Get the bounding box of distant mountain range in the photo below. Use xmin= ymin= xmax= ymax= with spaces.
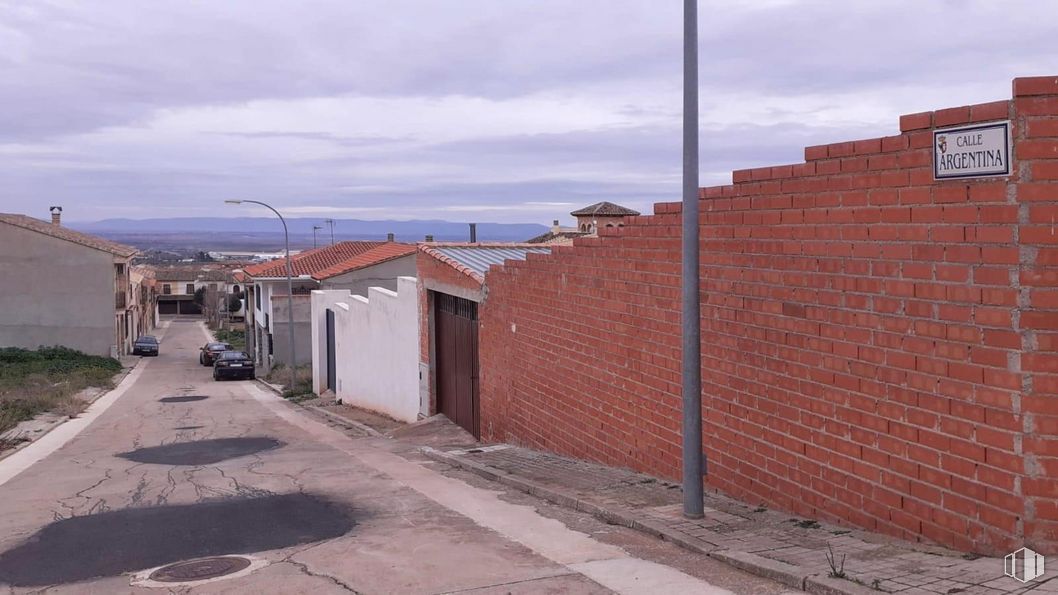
xmin=71 ymin=217 xmax=549 ymax=250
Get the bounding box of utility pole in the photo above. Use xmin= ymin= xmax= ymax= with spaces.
xmin=681 ymin=0 xmax=704 ymax=519
xmin=324 ymin=219 xmax=335 ymax=245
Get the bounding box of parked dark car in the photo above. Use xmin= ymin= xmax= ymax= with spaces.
xmin=132 ymin=336 xmax=159 ymax=356
xmin=199 ymin=342 xmax=232 ymax=366
xmin=213 ymin=351 xmax=255 ymax=381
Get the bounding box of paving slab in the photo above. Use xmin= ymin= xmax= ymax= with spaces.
xmin=424 ymin=445 xmax=1054 ymax=595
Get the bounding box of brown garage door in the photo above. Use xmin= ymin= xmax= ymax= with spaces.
xmin=434 ymin=292 xmax=479 ymax=438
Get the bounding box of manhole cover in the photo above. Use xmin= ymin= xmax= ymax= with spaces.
xmin=149 ymin=556 xmax=251 ymax=582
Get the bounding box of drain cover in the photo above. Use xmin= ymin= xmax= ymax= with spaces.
xmin=148 ymin=556 xmax=251 ymax=582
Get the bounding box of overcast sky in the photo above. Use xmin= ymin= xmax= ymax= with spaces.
xmin=1 ymin=1 xmax=1056 ymax=225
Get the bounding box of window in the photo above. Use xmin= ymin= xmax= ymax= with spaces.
xmin=209 ymin=283 xmax=217 ymax=290
xmin=186 ymin=284 xmax=195 ymax=294
xmin=162 ymin=284 xmax=171 ymax=295
xmin=255 ymin=285 xmax=261 ymax=309
xmin=115 ymin=263 xmax=125 ymax=275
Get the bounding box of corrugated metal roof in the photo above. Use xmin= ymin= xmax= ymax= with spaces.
xmin=433 ymin=246 xmax=550 ymax=277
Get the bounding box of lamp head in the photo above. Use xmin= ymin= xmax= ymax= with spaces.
xmin=224 ymin=200 xmax=243 ymax=205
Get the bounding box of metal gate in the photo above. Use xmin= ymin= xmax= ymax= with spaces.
xmin=325 ymin=309 xmax=337 ymax=393
xmin=434 ymin=292 xmax=479 ymax=438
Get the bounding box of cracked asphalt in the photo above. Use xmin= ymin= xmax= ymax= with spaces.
xmin=0 ymin=319 xmax=798 ymax=594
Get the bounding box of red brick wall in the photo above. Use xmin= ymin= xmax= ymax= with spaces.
xmin=479 ymin=76 xmax=1058 ymax=555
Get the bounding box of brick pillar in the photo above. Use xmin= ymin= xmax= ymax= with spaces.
xmin=1013 ymin=76 xmax=1058 ymax=551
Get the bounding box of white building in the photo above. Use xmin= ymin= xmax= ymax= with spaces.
xmin=243 ymin=241 xmax=416 ymax=372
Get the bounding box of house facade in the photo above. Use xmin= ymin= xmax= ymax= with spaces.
xmin=527 ymin=201 xmax=640 ymax=244
xmin=130 ymin=265 xmax=159 ymax=340
xmin=0 ymin=209 xmax=141 ymax=357
xmin=569 ymin=201 xmax=640 ymax=233
xmin=416 ymin=243 xmax=550 ymax=437
xmin=244 ymin=241 xmax=415 ymax=372
xmin=155 ymin=267 xmax=238 ymax=316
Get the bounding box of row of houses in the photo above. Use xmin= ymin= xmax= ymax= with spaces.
xmin=155 ymin=267 xmax=243 ymax=317
xmin=0 ymin=209 xmax=250 ymax=357
xmin=0 ymin=208 xmax=159 ymax=357
xmin=237 ymin=202 xmax=637 ymax=425
xmin=0 ymin=199 xmax=634 ymax=364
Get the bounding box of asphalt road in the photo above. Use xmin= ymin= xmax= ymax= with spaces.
xmin=0 ymin=319 xmax=797 ymax=594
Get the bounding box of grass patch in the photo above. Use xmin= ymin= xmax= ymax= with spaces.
xmin=265 ymin=365 xmax=314 ymax=400
xmin=213 ymin=328 xmax=246 ymax=352
xmin=0 ymin=347 xmax=121 ymax=434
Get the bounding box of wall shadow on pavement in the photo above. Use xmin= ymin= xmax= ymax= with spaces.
xmin=0 ymin=493 xmax=358 ymax=587
xmin=117 ymin=437 xmax=284 ymax=466
xmin=159 ymin=395 xmax=209 ymax=403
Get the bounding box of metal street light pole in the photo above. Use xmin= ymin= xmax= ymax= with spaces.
xmin=325 ymin=219 xmax=335 ymax=245
xmin=225 ymin=199 xmax=297 ymax=394
xmin=681 ymin=0 xmax=704 ymax=519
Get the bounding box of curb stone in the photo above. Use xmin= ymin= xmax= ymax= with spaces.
xmin=251 ymin=376 xmax=384 ymax=438
xmin=803 ymin=575 xmax=882 ymax=595
xmin=307 ymin=406 xmax=383 ymax=437
xmin=709 ymin=550 xmax=806 ymax=590
xmin=254 ymin=378 xmax=285 ymax=396
xmin=421 ymin=447 xmax=893 ymax=595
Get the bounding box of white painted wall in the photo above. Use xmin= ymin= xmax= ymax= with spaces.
xmin=311 ymin=277 xmax=420 ymax=422
xmin=311 ymin=289 xmax=351 ymax=395
xmin=255 ymin=282 xmax=273 ymax=330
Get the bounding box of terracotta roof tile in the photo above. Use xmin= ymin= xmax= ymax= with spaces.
xmin=0 ymin=213 xmax=138 ymax=258
xmin=243 ymin=241 xmax=406 ymax=279
xmin=526 ymin=230 xmax=589 ymax=244
xmin=311 ymin=243 xmax=416 ymax=280
xmin=569 ymin=201 xmax=640 ymax=217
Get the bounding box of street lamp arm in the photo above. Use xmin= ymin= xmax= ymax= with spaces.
xmin=225 ymin=199 xmax=297 ymax=393
xmin=230 ymin=200 xmax=289 ymax=234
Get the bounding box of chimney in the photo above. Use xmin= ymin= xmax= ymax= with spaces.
xmin=469 ymin=223 xmax=477 ymax=243
xmin=386 ymin=232 xmax=395 ymax=242
xmin=552 ymin=219 xmax=561 ymax=233
xmin=425 ymin=234 xmax=434 ymax=242
xmin=49 ymin=206 xmax=62 ymax=227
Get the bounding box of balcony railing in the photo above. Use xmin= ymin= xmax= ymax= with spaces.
xmin=116 ymin=291 xmax=127 ymax=310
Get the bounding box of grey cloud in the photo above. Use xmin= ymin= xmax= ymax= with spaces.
xmin=210 ymin=131 xmax=413 ymax=147
xmin=1 ymin=1 xmax=1055 ymax=222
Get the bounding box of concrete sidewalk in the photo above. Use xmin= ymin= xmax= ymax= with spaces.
xmin=423 ymin=445 xmax=1055 ymax=595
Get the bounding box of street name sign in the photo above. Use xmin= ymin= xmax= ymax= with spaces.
xmin=933 ymin=121 xmax=1011 ymax=180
